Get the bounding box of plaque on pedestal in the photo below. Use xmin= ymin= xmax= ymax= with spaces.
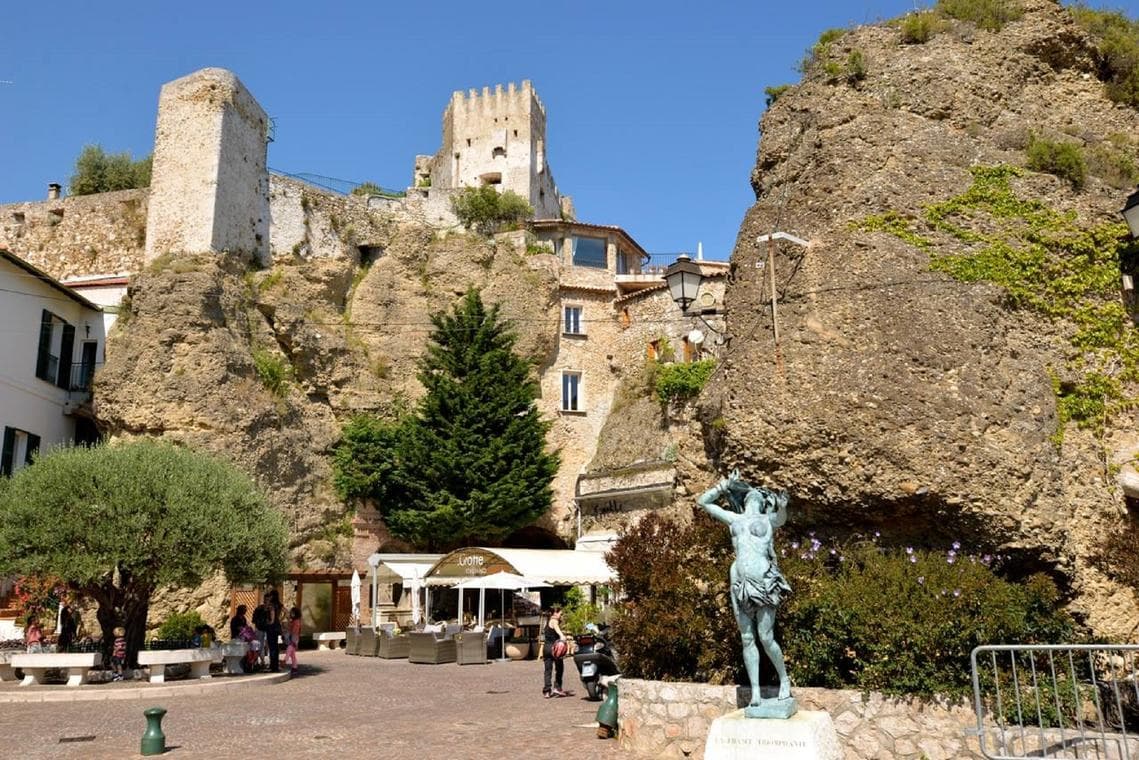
xmin=704 ymin=709 xmax=841 ymax=760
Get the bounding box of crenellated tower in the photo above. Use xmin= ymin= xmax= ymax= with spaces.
xmin=418 ymin=81 xmax=562 ymax=219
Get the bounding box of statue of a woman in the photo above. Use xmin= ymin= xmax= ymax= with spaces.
xmin=697 ymin=469 xmax=794 ymax=715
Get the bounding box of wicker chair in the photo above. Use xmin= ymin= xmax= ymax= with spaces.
xmin=407 ymin=632 xmax=457 ymax=664
xmin=455 ymin=632 xmax=488 ymax=665
xmin=345 ymin=628 xmax=360 ymax=655
xmin=357 ymin=628 xmax=378 ymax=656
xmin=377 ymin=630 xmax=410 ymax=659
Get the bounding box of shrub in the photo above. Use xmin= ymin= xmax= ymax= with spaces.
xmin=351 ymin=181 xmax=383 ymax=197
xmin=900 ymin=11 xmax=945 ymax=44
xmin=559 ymin=587 xmax=601 ymax=635
xmin=1087 ymin=137 xmax=1139 ymax=189
xmin=654 ymin=359 xmax=716 ymax=403
xmin=69 ymin=145 xmax=152 ymax=196
xmin=450 ymin=186 xmax=534 ymax=236
xmin=764 ymin=84 xmax=791 ymax=107
xmin=845 ymin=50 xmax=867 ymax=84
xmin=936 ymin=0 xmax=1024 ymax=32
xmin=799 ymin=28 xmax=846 ymax=75
xmin=251 ymin=348 xmax=291 ymax=397
xmin=608 ymin=513 xmax=1077 ymax=699
xmin=1026 ymin=135 xmax=1087 ymax=190
xmin=155 ymin=611 xmax=206 ymax=641
xmin=1070 ymin=5 xmax=1139 ymax=108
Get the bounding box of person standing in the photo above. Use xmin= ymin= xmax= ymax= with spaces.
xmin=542 ymin=608 xmax=568 ymax=698
xmin=57 ymin=605 xmax=77 ymax=652
xmin=266 ymin=590 xmax=283 ymax=673
xmin=285 ymin=607 xmax=302 ymax=675
xmin=252 ymin=598 xmax=270 ymax=669
xmin=24 ymin=616 xmax=43 ymax=653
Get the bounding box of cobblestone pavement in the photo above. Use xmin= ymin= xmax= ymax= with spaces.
xmin=0 ymin=651 xmax=624 ymax=759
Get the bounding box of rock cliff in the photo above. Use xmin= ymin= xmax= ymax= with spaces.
xmin=713 ymin=0 xmax=1139 ymax=638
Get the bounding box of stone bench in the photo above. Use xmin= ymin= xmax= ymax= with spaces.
xmin=315 ymin=632 xmax=346 ymax=650
xmin=138 ymin=649 xmax=214 ymax=683
xmin=220 ymin=641 xmax=249 ymax=674
xmin=11 ymin=652 xmax=101 ymax=687
xmin=0 ymin=650 xmax=20 ymax=682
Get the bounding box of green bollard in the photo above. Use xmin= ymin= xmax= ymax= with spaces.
xmin=140 ymin=706 xmax=167 ymax=756
xmin=596 ymin=680 xmax=618 ymax=739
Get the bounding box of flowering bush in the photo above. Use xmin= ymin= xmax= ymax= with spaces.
xmin=607 ymin=512 xmax=1077 ymax=699
xmin=11 ymin=575 xmax=68 ymax=625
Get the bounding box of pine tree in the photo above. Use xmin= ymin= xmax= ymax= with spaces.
xmin=335 ymin=290 xmax=559 ymax=549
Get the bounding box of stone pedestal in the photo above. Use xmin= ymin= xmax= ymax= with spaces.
xmin=705 ymin=709 xmax=841 ymax=760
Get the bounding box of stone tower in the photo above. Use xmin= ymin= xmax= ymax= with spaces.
xmin=422 ymin=81 xmax=562 ymax=219
xmin=144 ymin=68 xmax=270 ymax=264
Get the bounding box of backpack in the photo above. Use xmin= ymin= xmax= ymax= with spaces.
xmin=252 ymin=605 xmax=269 ymax=631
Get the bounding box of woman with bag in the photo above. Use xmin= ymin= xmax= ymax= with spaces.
xmin=542 ymin=608 xmax=568 ymax=698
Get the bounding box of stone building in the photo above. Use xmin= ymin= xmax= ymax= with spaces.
xmin=0 ymin=68 xmax=726 ymax=562
xmin=415 ymin=81 xmax=563 ymax=219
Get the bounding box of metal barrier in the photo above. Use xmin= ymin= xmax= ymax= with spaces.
xmin=971 ymin=644 xmax=1139 ymax=759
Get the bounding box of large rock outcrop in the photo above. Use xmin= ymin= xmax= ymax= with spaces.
xmin=713 ymin=0 xmax=1139 ymax=638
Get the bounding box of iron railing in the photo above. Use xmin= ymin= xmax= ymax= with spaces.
xmin=972 ymin=644 xmax=1139 ymax=759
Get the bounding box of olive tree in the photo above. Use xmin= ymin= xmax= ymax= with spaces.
xmin=0 ymin=440 xmax=287 ymax=664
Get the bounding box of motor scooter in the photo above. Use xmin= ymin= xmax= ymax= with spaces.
xmin=572 ymin=623 xmax=619 ymax=700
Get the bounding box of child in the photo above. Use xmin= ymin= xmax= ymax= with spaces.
xmin=285 ymin=607 xmax=301 ymax=675
xmin=111 ymin=626 xmax=127 ymax=681
xmin=24 ymin=616 xmax=43 ymax=653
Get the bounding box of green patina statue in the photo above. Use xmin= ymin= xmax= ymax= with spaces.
xmin=697 ymin=469 xmax=796 ymax=719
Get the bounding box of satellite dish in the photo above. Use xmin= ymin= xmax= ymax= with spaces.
xmin=688 ymin=329 xmax=705 ymax=346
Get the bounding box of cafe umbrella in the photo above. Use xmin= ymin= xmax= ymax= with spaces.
xmin=454 ymin=572 xmax=550 ymax=660
xmin=350 ymin=570 xmax=362 ymax=631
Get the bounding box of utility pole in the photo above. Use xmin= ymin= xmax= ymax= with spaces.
xmin=755 ymin=231 xmax=809 ymax=367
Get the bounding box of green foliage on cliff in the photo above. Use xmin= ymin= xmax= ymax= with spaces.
xmin=1070 ymin=4 xmax=1139 ymax=108
xmin=1026 ymin=135 xmax=1087 ymax=190
xmin=451 ymin=186 xmax=534 ymax=235
xmin=332 ymin=290 xmax=559 ymax=550
xmin=69 ymin=145 xmax=152 ymax=196
xmin=608 ymin=512 xmax=1074 ymax=697
xmin=899 ymin=11 xmax=946 ymax=43
xmin=251 ymin=348 xmax=291 ymax=397
xmin=0 ymin=441 xmax=287 ymax=663
xmin=855 ymin=165 xmax=1139 ymax=442
xmin=654 ymin=359 xmax=717 ymax=403
xmin=936 ymin=0 xmax=1023 ymax=31
xmin=763 ymin=84 xmax=791 ymax=107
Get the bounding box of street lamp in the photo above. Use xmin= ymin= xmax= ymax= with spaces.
xmin=367 ymin=552 xmax=382 ymax=629
xmin=1123 ymin=188 xmax=1139 ymax=239
xmin=664 ymin=255 xmax=704 ymax=312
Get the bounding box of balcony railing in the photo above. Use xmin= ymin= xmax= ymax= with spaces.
xmin=68 ymin=362 xmax=100 ymax=394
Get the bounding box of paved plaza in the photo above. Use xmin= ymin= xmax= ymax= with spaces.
xmin=0 ymin=650 xmax=623 ymax=759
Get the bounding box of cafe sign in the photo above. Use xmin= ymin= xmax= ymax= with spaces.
xmin=428 ymin=548 xmax=515 ymax=581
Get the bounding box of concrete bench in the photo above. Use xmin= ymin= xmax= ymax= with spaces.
xmin=138 ymin=649 xmax=213 ymax=683
xmin=11 ymin=652 xmax=101 ymax=686
xmin=0 ymin=650 xmax=19 ymax=682
xmin=220 ymin=641 xmax=249 ymax=674
xmin=315 ymin=632 xmax=346 ymax=650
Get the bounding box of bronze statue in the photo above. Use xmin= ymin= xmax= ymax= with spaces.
xmin=697 ymin=469 xmax=795 ymax=718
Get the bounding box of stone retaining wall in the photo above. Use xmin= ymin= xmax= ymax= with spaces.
xmin=617 ymin=678 xmax=982 ymax=759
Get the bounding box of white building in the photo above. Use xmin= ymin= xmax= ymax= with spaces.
xmin=0 ymin=249 xmax=105 ymax=477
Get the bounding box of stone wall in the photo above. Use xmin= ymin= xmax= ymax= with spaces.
xmin=617 ymin=679 xmax=981 ymax=759
xmin=0 ymin=189 xmax=147 ymax=280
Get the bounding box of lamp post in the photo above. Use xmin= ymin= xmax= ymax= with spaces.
xmin=1123 ymin=188 xmax=1139 ymax=240
xmin=367 ymin=553 xmax=382 ymax=629
xmin=664 ymin=255 xmax=704 ymax=313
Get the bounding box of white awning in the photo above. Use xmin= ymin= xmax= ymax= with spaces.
xmin=423 ymin=547 xmax=615 ymax=587
xmin=370 ymin=554 xmax=443 ymax=586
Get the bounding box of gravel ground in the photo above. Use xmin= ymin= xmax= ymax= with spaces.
xmin=0 ymin=650 xmax=624 ymax=759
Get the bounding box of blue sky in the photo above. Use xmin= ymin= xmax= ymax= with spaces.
xmin=3 ymin=1 xmax=1134 ymax=263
